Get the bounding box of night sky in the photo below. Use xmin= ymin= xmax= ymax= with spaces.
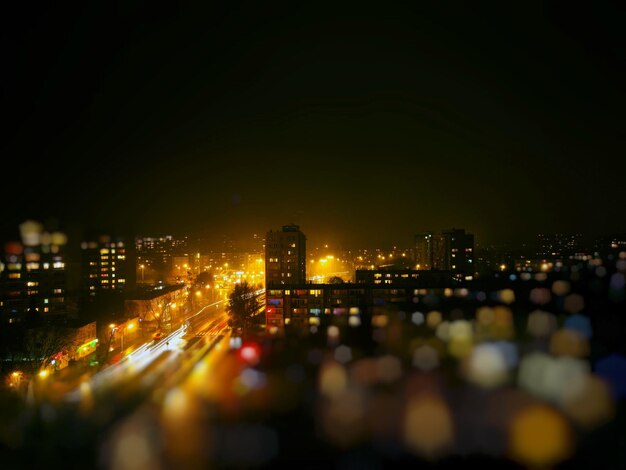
xmin=3 ymin=2 xmax=626 ymax=247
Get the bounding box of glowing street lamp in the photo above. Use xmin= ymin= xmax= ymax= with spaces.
xmin=111 ymin=322 xmax=134 ymax=351
xmin=140 ymin=264 xmax=145 ymax=282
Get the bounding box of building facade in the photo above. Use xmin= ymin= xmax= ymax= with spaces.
xmin=81 ymin=235 xmax=133 ymax=296
xmin=265 ymin=224 xmax=307 ymax=287
xmin=414 ymin=228 xmax=475 ymax=281
xmin=414 ymin=232 xmax=434 ymax=270
xmin=265 ymin=280 xmax=453 ymax=333
xmin=135 ymin=235 xmax=188 ymax=282
xmin=0 ymin=221 xmax=68 ymax=323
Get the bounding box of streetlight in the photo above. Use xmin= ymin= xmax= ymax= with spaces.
xmin=125 ymin=323 xmax=135 ymax=350
xmin=111 ymin=322 xmax=135 ymax=351
xmin=140 ymin=264 xmax=145 ymax=283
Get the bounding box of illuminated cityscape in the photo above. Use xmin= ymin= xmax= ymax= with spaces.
xmin=2 ymin=3 xmax=626 ymax=469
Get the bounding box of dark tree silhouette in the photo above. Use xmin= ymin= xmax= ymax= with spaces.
xmin=227 ymin=281 xmax=262 ymax=337
xmin=194 ymin=271 xmax=212 ymax=287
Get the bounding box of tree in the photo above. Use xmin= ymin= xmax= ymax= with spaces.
xmin=194 ymin=271 xmax=212 ymax=287
xmin=23 ymin=325 xmax=71 ymax=373
xmin=327 ymin=275 xmax=346 ymax=284
xmin=126 ymin=292 xmax=174 ymax=334
xmin=227 ymin=281 xmax=262 ymax=337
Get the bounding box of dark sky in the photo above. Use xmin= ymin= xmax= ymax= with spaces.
xmin=3 ymin=1 xmax=626 ymax=248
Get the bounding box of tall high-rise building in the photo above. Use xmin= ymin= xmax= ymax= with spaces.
xmin=433 ymin=228 xmax=474 ymax=280
xmin=265 ymin=224 xmax=307 ymax=287
xmin=414 ymin=228 xmax=475 ymax=281
xmin=81 ymin=235 xmax=134 ymax=296
xmin=0 ymin=221 xmax=68 ymax=323
xmin=414 ymin=232 xmax=434 ymax=269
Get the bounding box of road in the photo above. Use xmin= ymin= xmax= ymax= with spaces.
xmin=61 ymin=298 xmax=230 ymax=403
xmin=10 ymin=289 xmax=267 ymax=468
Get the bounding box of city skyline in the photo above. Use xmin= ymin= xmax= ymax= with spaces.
xmin=2 ymin=4 xmax=626 ymax=467
xmin=3 ymin=3 xmax=626 ymax=247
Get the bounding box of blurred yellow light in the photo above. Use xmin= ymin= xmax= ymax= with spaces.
xmin=550 ymin=329 xmax=589 ymax=357
xmin=404 ymin=394 xmax=454 ymax=458
xmin=127 ymin=323 xmax=135 ymax=330
xmin=509 ymin=404 xmax=573 ymax=467
xmin=426 ymin=311 xmax=442 ymax=329
xmin=39 ymin=370 xmax=48 ymax=378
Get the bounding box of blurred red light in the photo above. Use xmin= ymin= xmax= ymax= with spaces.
xmin=239 ymin=344 xmax=260 ymax=365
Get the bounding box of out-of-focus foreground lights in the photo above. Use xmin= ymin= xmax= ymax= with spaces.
xmin=508 ymin=404 xmax=573 ymax=468
xmin=518 ymin=353 xmax=589 ymax=405
xmin=527 ymin=310 xmax=557 ymax=338
xmin=403 ymin=394 xmax=454 ymax=458
xmin=549 ymin=328 xmax=589 ymax=357
xmin=463 ymin=343 xmax=510 ymax=388
xmin=319 ymin=361 xmax=347 ymax=398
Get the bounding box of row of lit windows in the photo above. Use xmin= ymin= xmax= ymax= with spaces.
xmin=8 ymin=261 xmax=63 ymax=273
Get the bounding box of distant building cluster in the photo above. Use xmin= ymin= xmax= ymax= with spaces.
xmin=475 ymin=233 xmax=626 ymax=275
xmin=135 ymin=235 xmax=188 ymax=277
xmin=414 ymin=228 xmax=475 ymax=281
xmin=264 ymin=225 xmax=471 ymax=332
xmin=535 ymin=233 xmax=582 ymax=258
